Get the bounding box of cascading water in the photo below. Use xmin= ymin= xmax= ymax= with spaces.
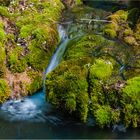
xmin=0 ymin=25 xmax=69 ymax=123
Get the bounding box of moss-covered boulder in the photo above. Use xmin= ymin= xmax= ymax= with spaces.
xmin=0 ymin=0 xmax=64 ymax=101
xmin=46 ymin=32 xmax=126 ymax=123
xmin=45 ymin=20 xmax=140 ymax=128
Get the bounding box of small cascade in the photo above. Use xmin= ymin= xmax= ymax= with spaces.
xmin=43 ymin=25 xmax=69 ymax=91
xmin=0 ymin=25 xmax=69 ymax=123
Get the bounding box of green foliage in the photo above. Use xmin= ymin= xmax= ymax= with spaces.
xmin=108 ymin=10 xmax=128 ymax=22
xmin=90 ymin=59 xmax=113 ymax=80
xmin=121 ymin=76 xmax=140 ymax=127
xmin=27 ymin=40 xmax=50 ymax=71
xmin=0 ymin=46 xmax=6 ymax=77
xmin=46 ymin=60 xmax=88 ymax=121
xmin=0 ymin=79 xmax=10 ymax=103
xmin=0 ymin=6 xmax=10 ymax=17
xmin=123 ymin=28 xmax=133 ymax=36
xmin=8 ymin=46 xmax=27 ymax=73
xmin=111 ymin=109 xmax=120 ymax=124
xmin=135 ymin=22 xmax=140 ymax=40
xmin=0 ymin=22 xmax=4 ymax=28
xmin=26 ymin=75 xmax=43 ymax=94
xmin=0 ymin=0 xmax=64 ymax=99
xmin=75 ymin=0 xmax=82 ymax=5
xmin=19 ymin=24 xmax=35 ymax=39
xmin=0 ymin=46 xmax=6 ymax=64
xmin=0 ymin=28 xmax=6 ymax=42
xmin=104 ymin=22 xmax=118 ymax=38
xmin=104 ymin=10 xmax=129 ymax=39
xmin=94 ymin=105 xmax=111 ymax=128
xmin=124 ymin=36 xmax=137 ymax=46
xmin=65 ymin=92 xmax=76 ymax=113
xmin=12 ymin=0 xmax=63 ymax=73
xmin=77 ymin=92 xmax=89 ymax=122
xmin=104 ymin=28 xmax=117 ymax=38
xmin=123 ymin=76 xmax=140 ymax=99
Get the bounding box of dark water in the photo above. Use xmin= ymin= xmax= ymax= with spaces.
xmin=0 ymin=117 xmax=140 ymax=139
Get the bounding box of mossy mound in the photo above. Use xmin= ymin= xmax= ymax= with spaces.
xmin=104 ymin=9 xmax=140 ymax=79
xmin=0 ymin=0 xmax=64 ymax=101
xmin=46 ymin=30 xmax=140 ymax=128
xmin=104 ymin=9 xmax=140 ymax=48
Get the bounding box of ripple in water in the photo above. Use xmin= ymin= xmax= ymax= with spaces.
xmin=0 ymin=91 xmax=62 ymax=125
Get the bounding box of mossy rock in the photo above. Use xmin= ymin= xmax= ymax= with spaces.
xmin=0 ymin=0 xmax=64 ymax=99
xmin=46 ymin=60 xmax=88 ymax=121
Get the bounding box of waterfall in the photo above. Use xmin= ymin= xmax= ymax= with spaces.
xmin=0 ymin=25 xmax=69 ymax=123
xmin=45 ymin=25 xmax=68 ymax=75
xmin=43 ymin=25 xmax=68 ymax=92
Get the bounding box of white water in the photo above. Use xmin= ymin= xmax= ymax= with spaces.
xmin=45 ymin=25 xmax=68 ymax=74
xmin=0 ymin=25 xmax=68 ymax=123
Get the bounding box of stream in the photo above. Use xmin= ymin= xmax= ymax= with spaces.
xmin=0 ymin=2 xmax=140 ymax=139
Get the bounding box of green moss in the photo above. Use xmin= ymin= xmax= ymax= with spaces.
xmin=111 ymin=109 xmax=120 ymax=124
xmin=109 ymin=10 xmax=128 ymax=22
xmin=135 ymin=22 xmax=140 ymax=40
xmin=0 ymin=6 xmax=10 ymax=17
xmin=90 ymin=59 xmax=113 ymax=80
xmin=0 ymin=79 xmax=10 ymax=103
xmin=27 ymin=40 xmax=50 ymax=71
xmin=0 ymin=28 xmax=6 ymax=42
xmin=65 ymin=92 xmax=76 ymax=113
xmin=19 ymin=24 xmax=35 ymax=39
xmin=122 ymin=76 xmax=140 ymax=127
xmin=0 ymin=22 xmax=4 ymax=28
xmin=46 ymin=60 xmax=88 ymax=121
xmin=104 ymin=28 xmax=117 ymax=38
xmin=123 ymin=28 xmax=133 ymax=36
xmin=94 ymin=105 xmax=111 ymax=128
xmin=105 ymin=22 xmax=119 ymax=31
xmin=123 ymin=76 xmax=140 ymax=100
xmin=75 ymin=0 xmax=83 ymax=5
xmin=0 ymin=46 xmax=6 ymax=78
xmin=124 ymin=36 xmax=137 ymax=45
xmin=77 ymin=92 xmax=89 ymax=122
xmin=26 ymin=75 xmax=43 ymax=94
xmin=8 ymin=46 xmax=27 ymax=73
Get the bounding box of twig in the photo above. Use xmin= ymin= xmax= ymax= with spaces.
xmin=80 ymin=18 xmax=112 ymax=23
